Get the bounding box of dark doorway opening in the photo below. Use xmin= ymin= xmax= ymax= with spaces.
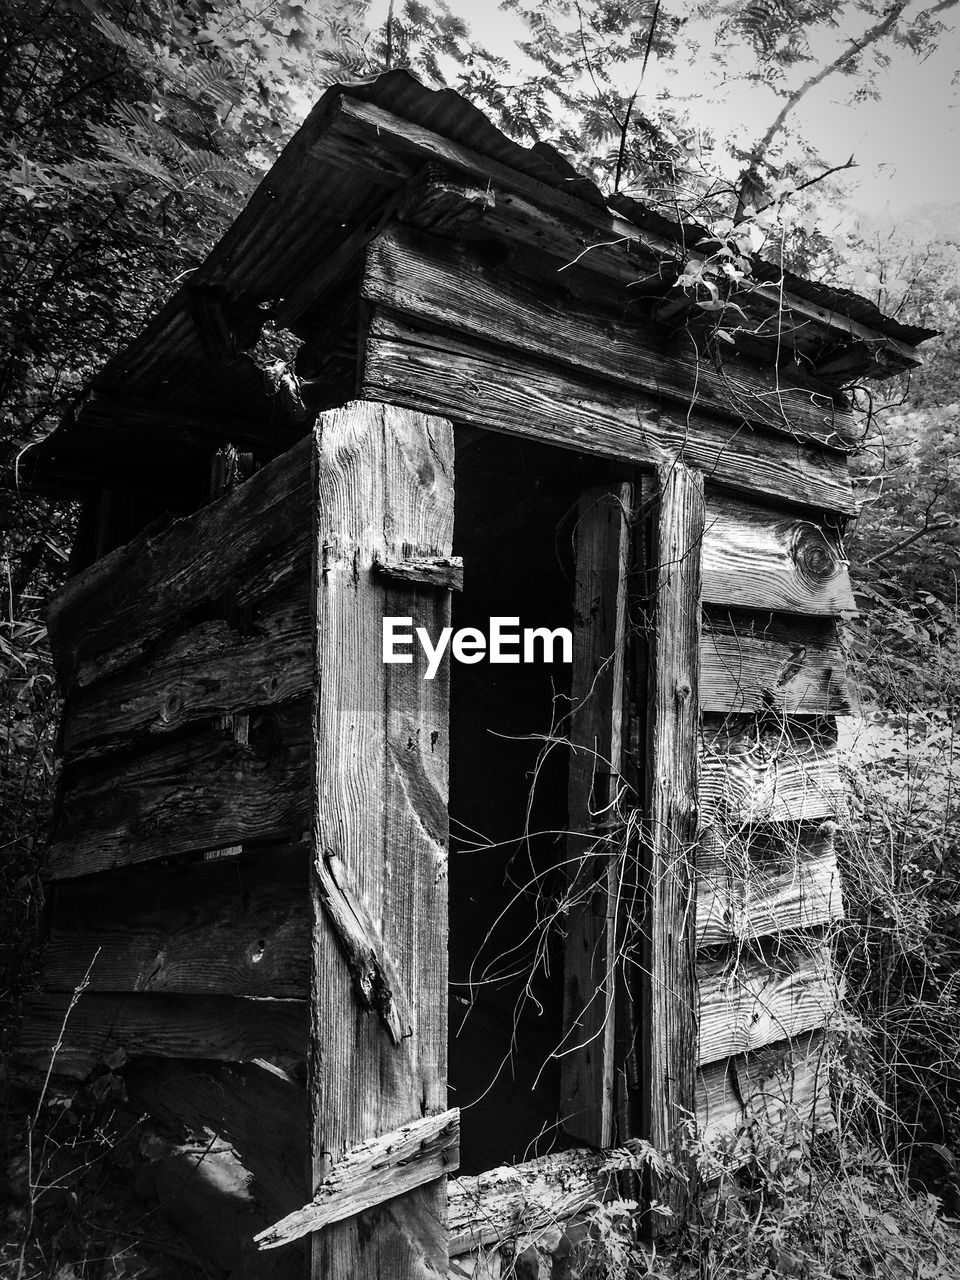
xmin=448 ymin=428 xmax=611 ymax=1174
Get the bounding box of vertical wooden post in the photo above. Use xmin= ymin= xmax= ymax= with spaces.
xmin=562 ymin=483 xmax=632 ymax=1147
xmin=640 ymin=461 xmax=703 ymax=1220
xmin=311 ymin=401 xmax=454 ymax=1278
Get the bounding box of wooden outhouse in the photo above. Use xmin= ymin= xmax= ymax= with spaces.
xmin=19 ymin=69 xmax=934 ymax=1277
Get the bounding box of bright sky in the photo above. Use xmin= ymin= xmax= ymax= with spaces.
xmin=366 ymin=0 xmax=960 ymax=223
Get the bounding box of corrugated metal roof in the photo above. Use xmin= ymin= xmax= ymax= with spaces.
xmin=28 ymin=69 xmax=937 ymax=495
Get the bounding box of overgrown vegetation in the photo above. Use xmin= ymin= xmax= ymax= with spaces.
xmin=3 ymin=0 xmax=960 ymax=1276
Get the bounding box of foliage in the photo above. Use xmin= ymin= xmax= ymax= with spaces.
xmin=828 ymin=205 xmax=960 ymax=1208
xmin=548 ymin=1116 xmax=960 ymax=1280
xmin=0 ymin=496 xmax=70 ymax=1067
xmin=0 ymin=0 xmax=372 ymax=467
xmin=673 ymin=1121 xmax=959 ymax=1280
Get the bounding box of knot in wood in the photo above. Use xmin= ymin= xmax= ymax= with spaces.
xmin=161 ymin=691 xmax=183 ymax=723
xmin=791 ymin=525 xmax=837 ymax=586
xmin=675 ymin=681 xmax=692 ymax=704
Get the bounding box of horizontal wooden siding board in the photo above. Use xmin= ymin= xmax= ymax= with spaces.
xmin=697 ymin=944 xmax=838 ymax=1065
xmin=361 ymin=312 xmax=856 ymax=515
xmin=62 ymin=592 xmax=312 ymax=759
xmin=15 ymin=993 xmax=307 ymax=1080
xmin=363 ymin=224 xmax=851 ymax=450
xmin=702 ymin=496 xmax=856 ymax=617
xmin=700 ymin=715 xmax=842 ymax=827
xmin=700 ymin=614 xmax=852 ymax=715
xmin=697 ymin=1031 xmax=833 ymax=1139
xmin=124 ymin=1059 xmax=309 ymax=1222
xmin=48 ymin=700 xmax=311 ymax=881
xmin=42 ymin=847 xmax=310 ymax=996
xmin=47 ymin=435 xmax=312 ymax=689
xmin=696 ymin=824 xmax=842 ymax=948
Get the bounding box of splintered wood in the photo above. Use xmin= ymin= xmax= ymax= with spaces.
xmin=448 ymin=1148 xmax=610 ymax=1257
xmin=256 ymin=1110 xmax=459 ymax=1250
xmin=311 ymin=401 xmax=453 ymax=1278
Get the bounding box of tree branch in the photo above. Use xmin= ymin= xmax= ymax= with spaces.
xmin=735 ymin=0 xmax=959 ymax=219
xmin=864 ymin=517 xmax=960 ymax=567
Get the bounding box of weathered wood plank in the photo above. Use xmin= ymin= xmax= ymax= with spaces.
xmin=399 ymin=172 xmax=666 ymax=299
xmin=14 ymin=993 xmax=307 ymax=1079
xmin=399 ymin=177 xmax=909 ymax=376
xmin=639 ymin=462 xmax=703 ymax=1216
xmin=363 ymin=224 xmax=851 ymax=450
xmin=697 ymin=1031 xmax=833 ymax=1140
xmin=562 ymin=485 xmax=631 ymax=1147
xmin=448 ymin=1148 xmax=609 ymax=1257
xmin=697 ymin=823 xmax=842 ymax=948
xmin=311 ymin=401 xmax=453 ymax=1278
xmin=125 ymin=1059 xmax=309 ymax=1223
xmin=256 ymin=1110 xmax=459 ymax=1250
xmin=312 ymin=95 xmax=608 ymax=223
xmin=374 ymin=553 xmax=464 ymax=591
xmin=362 ymin=312 xmax=856 ymax=515
xmin=697 ymin=945 xmax=838 ymax=1065
xmin=702 ymin=497 xmax=856 ymax=617
xmin=449 ymin=1035 xmax=834 ymax=1255
xmin=700 ymin=715 xmax=842 ymax=827
xmin=319 ymin=97 xmax=917 ymax=375
xmin=48 ymin=700 xmax=311 ymax=881
xmin=43 ymin=847 xmax=309 ymax=996
xmin=61 ymin=591 xmax=312 ymax=759
xmin=701 ymin=613 xmax=852 ymax=715
xmin=47 ymin=434 xmax=311 ymax=689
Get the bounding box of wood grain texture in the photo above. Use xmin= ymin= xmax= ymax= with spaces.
xmin=310 ymin=401 xmax=453 ymax=1279
xmin=257 ymin=1110 xmax=459 ymax=1250
xmin=363 ymin=224 xmax=850 ymax=450
xmin=15 ymin=992 xmax=307 ymax=1079
xmin=312 ymin=96 xmax=610 ymax=224
xmin=393 ymin=167 xmax=917 ymax=377
xmin=125 ymin=1059 xmax=309 ymax=1222
xmin=48 ymin=700 xmax=312 ymax=881
xmin=697 ymin=1031 xmax=833 ymax=1140
xmin=61 ymin=591 xmax=312 ymax=759
xmin=448 ymin=1148 xmax=609 ymax=1257
xmin=700 ymin=715 xmax=842 ymax=827
xmin=47 ymin=435 xmax=311 ymax=689
xmin=702 ymin=497 xmax=856 ymax=617
xmin=373 ymin=553 xmax=464 ymax=591
xmin=562 ymin=485 xmax=631 ymax=1147
xmin=640 ymin=462 xmax=703 ymax=1216
xmin=449 ymin=1033 xmax=834 ymax=1255
xmin=701 ymin=613 xmax=852 ymax=715
xmin=43 ymin=847 xmax=309 ymax=996
xmin=362 ymin=312 xmax=856 ymax=516
xmin=697 ymin=944 xmax=838 ymax=1065
xmin=697 ymin=823 xmax=842 ymax=948
xmin=324 ymin=98 xmax=918 ymax=375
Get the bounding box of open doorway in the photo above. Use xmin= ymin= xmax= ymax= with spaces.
xmin=448 ymin=428 xmax=614 ymax=1174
